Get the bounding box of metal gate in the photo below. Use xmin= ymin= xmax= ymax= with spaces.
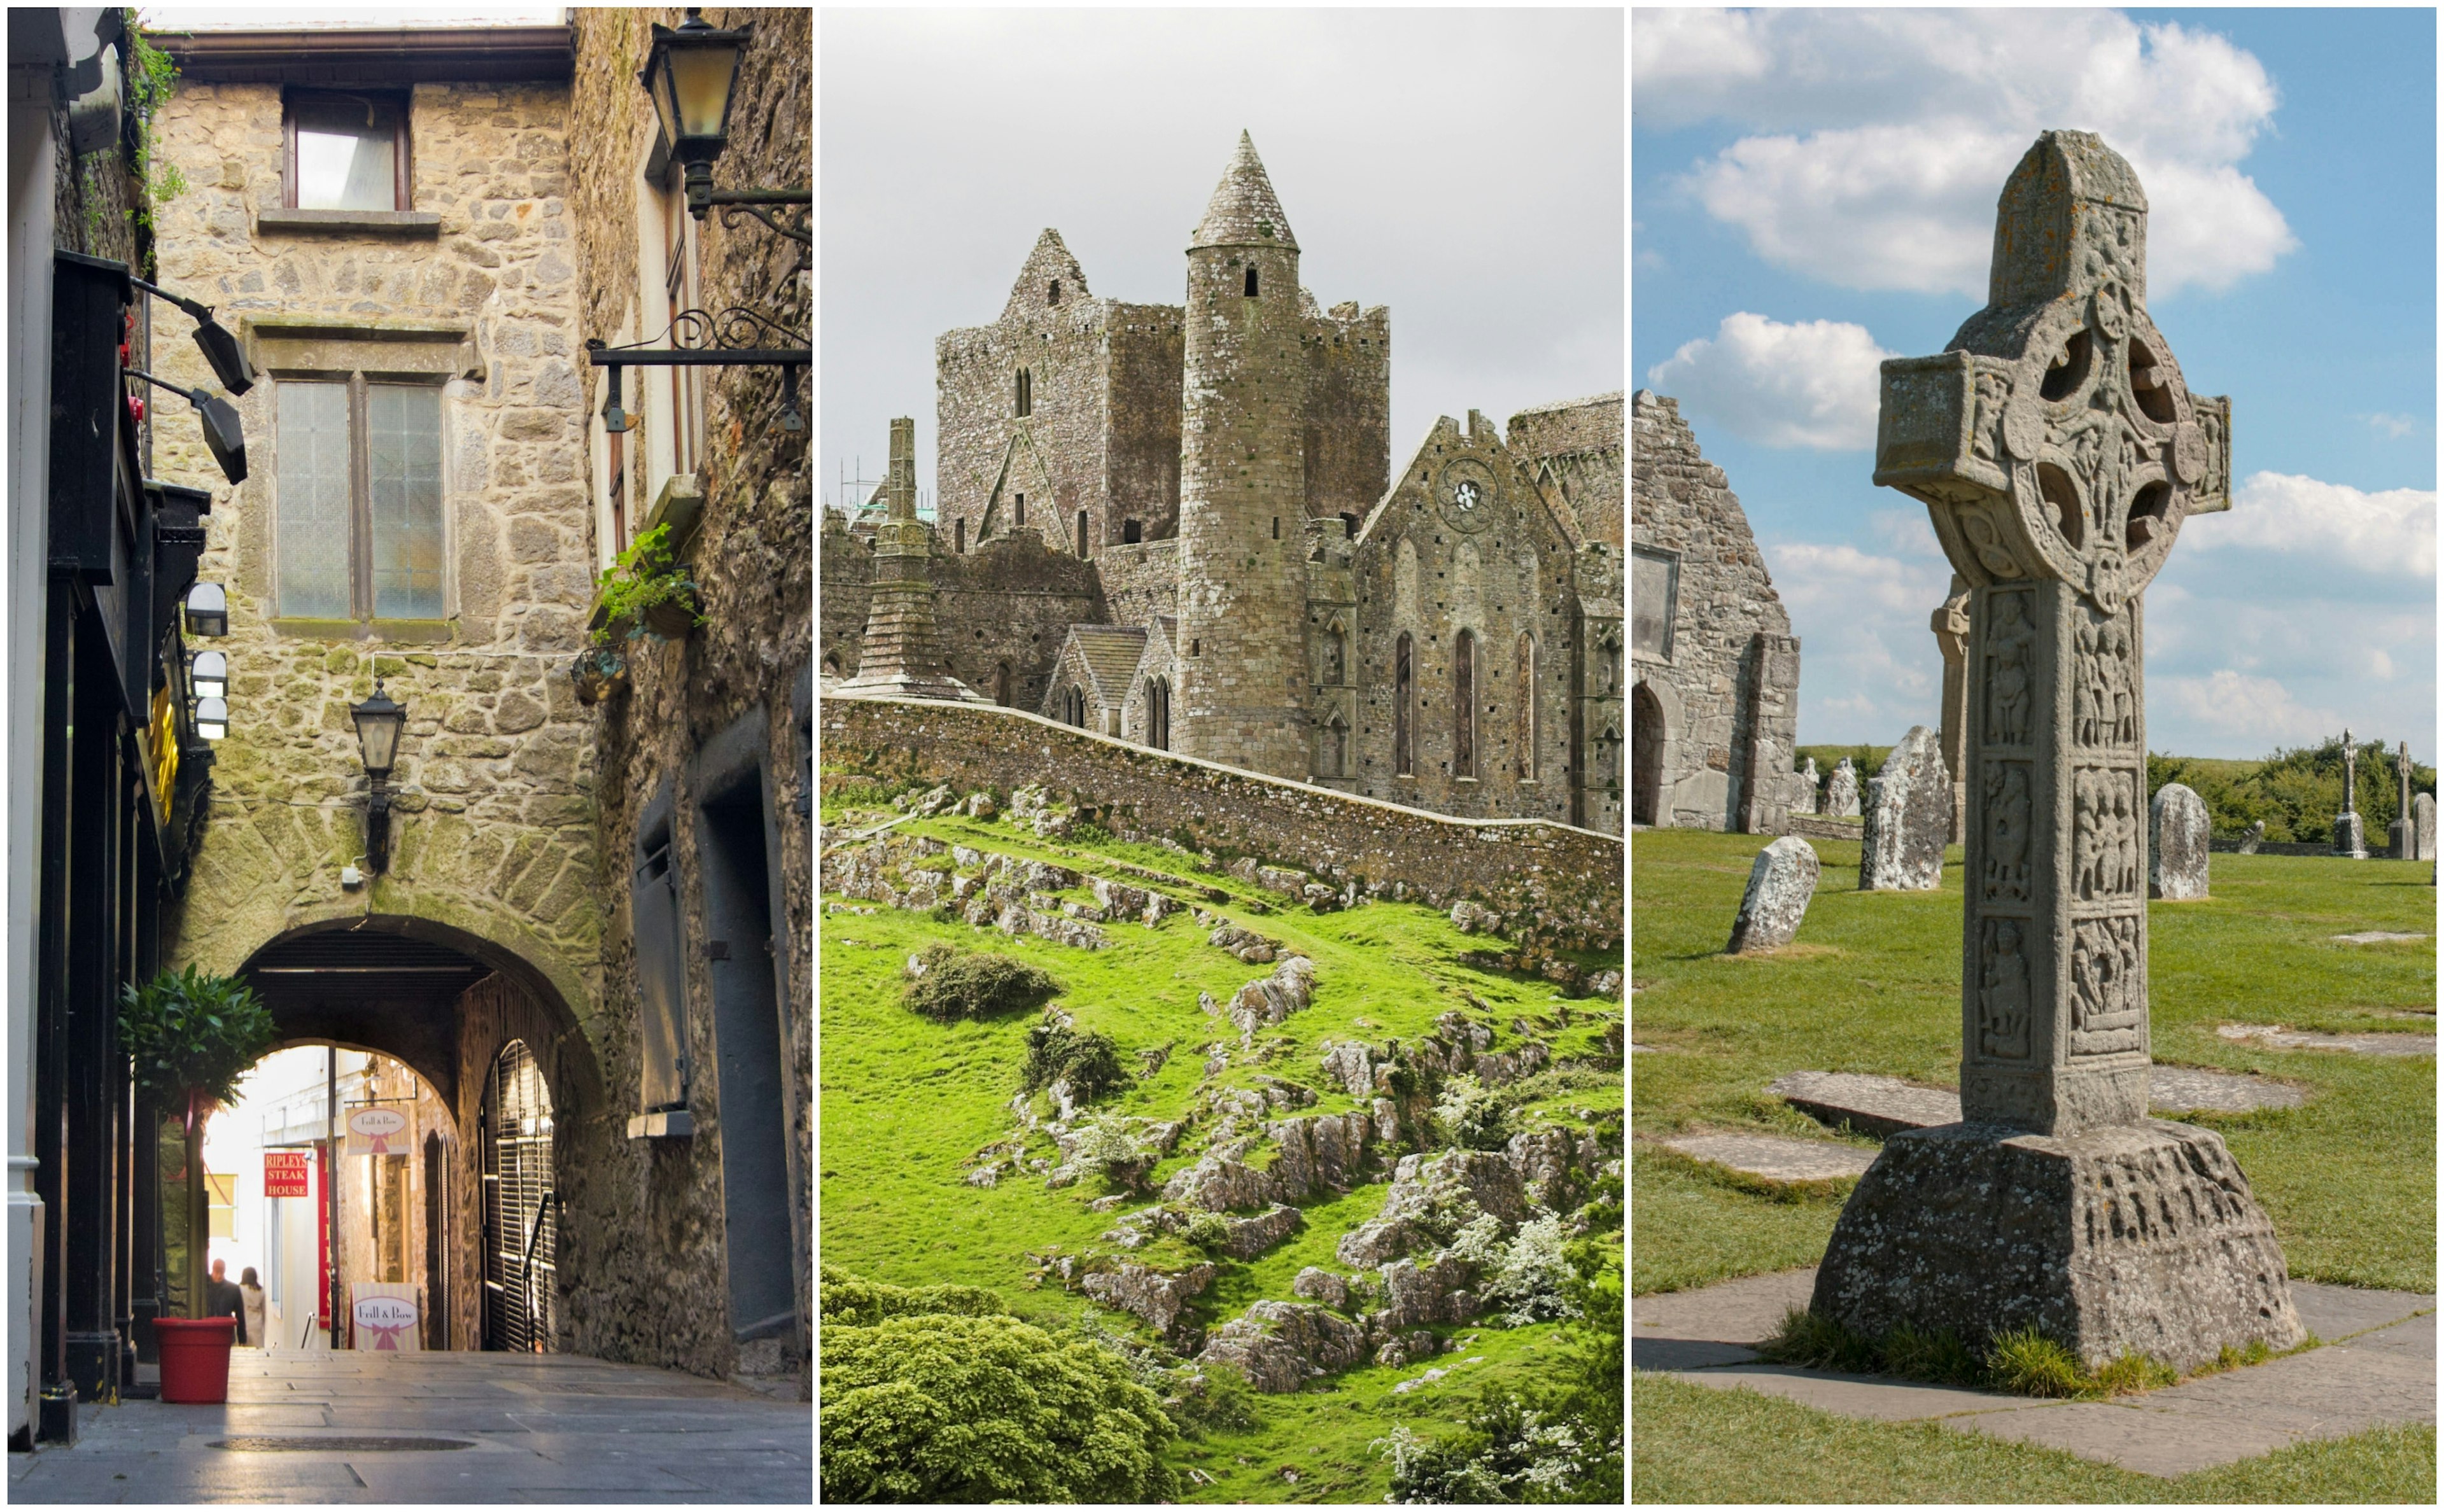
xmin=481 ymin=1040 xmax=557 ymax=1352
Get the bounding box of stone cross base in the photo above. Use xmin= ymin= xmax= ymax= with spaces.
xmin=2333 ymin=812 xmax=2368 ymax=859
xmin=1811 ymin=1121 xmax=2303 ymax=1371
xmin=2390 ymin=819 xmax=2414 ymax=861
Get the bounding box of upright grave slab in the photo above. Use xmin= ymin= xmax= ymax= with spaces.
xmin=2389 ymin=741 xmax=2419 ymax=860
xmin=1823 ymin=757 xmax=1860 ymax=818
xmin=1816 ymin=130 xmax=2303 ymax=1371
xmin=2149 ymin=781 xmax=2209 ymax=900
xmin=1858 ymin=725 xmax=1949 ymax=891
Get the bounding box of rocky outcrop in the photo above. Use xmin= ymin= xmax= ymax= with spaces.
xmin=1092 ymin=876 xmax=1183 ymax=927
xmin=1163 ymin=1109 xmax=1373 ymax=1212
xmin=1081 ymin=1261 xmax=1215 ymax=1344
xmin=1319 ymin=1040 xmax=1374 ymax=1098
xmin=1375 ymin=1330 xmax=1443 ymax=1368
xmin=1449 ymin=900 xmax=1503 ymax=935
xmin=1401 ymin=1011 xmax=1550 ymax=1087
xmin=1291 ymin=1266 xmax=1351 ymax=1312
xmin=1377 ymin=1255 xmax=1476 ymax=1331
xmin=1195 ymin=1301 xmax=1371 ymax=1393
xmin=1337 ymin=1146 xmax=1545 ymax=1267
xmin=1207 ymin=921 xmax=1281 ymax=963
xmin=1219 ymin=956 xmax=1316 ymax=1041
xmin=1216 ymin=1203 xmax=1302 ymax=1259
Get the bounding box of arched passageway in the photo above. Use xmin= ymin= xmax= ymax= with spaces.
xmin=1632 ymin=680 xmax=1667 ymax=827
xmin=228 ymin=917 xmax=602 ymax=1357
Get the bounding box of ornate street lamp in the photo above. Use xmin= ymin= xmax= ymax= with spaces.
xmin=184 ymin=582 xmax=228 ymax=638
xmin=350 ymin=679 xmax=407 ymax=874
xmin=640 ymin=8 xmax=748 ymax=217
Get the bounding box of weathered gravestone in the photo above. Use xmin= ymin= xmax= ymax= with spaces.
xmin=1859 ymin=725 xmax=1949 ymax=891
xmin=1727 ymin=836 xmax=1820 ymax=953
xmin=1823 ymin=757 xmax=1861 ymax=818
xmin=1820 ymin=130 xmax=2303 ymax=1370
xmin=2333 ymin=728 xmax=2367 ymax=858
xmin=1794 ymin=757 xmax=1821 ymax=815
xmin=2417 ymin=792 xmax=2437 ymax=862
xmin=2236 ymin=818 xmax=2266 ymax=854
xmin=2389 ymin=741 xmax=2419 ymax=860
xmin=2149 ymin=781 xmax=2210 ymax=900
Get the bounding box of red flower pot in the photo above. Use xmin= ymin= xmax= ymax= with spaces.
xmin=155 ymin=1317 xmax=236 ymax=1404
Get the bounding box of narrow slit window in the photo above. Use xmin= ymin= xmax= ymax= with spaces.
xmin=1048 ymin=279 xmax=1060 ymax=305
xmin=1244 ymin=267 xmax=1259 ymax=298
xmin=1454 ymin=629 xmax=1477 ymax=778
xmin=1394 ymin=633 xmax=1414 ymax=776
xmin=1016 ymin=368 xmax=1032 ymax=417
xmin=1077 ymin=510 xmax=1090 ymax=557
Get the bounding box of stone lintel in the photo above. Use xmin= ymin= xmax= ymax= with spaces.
xmin=254 ymin=208 xmax=444 ymax=237
xmin=268 ymin=617 xmax=455 ymax=645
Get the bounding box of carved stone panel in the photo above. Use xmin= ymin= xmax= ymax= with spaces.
xmin=1981 ymin=760 xmax=2033 ymax=903
xmin=1976 ymin=918 xmax=2033 ymax=1061
xmin=2072 ymin=605 xmax=2137 ymax=749
xmin=1983 ymin=588 xmax=2038 ymax=748
xmin=2069 ymin=914 xmax=2144 ymax=1056
xmin=2072 ymin=766 xmax=2142 ymax=904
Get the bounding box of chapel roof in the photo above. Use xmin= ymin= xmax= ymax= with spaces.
xmin=1191 ymin=131 xmax=1298 ymax=253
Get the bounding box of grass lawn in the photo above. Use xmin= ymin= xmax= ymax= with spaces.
xmin=1631 ymin=828 xmax=2435 ymax=1296
xmin=822 ymin=803 xmax=1623 ymax=1502
xmin=1632 ymin=1373 xmax=2438 ymax=1503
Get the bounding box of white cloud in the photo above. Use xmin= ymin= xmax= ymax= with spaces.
xmin=2156 ymin=671 xmax=2340 ymax=748
xmin=2188 ymin=472 xmax=2437 ymax=578
xmin=2364 ymin=412 xmax=2421 ymax=438
xmin=1639 ymin=10 xmax=2294 ymax=298
xmin=1647 ymin=312 xmax=1895 ymax=451
xmin=1766 ymin=538 xmax=1955 ymax=740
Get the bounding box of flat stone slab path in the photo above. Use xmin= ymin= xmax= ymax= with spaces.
xmin=2218 ymin=1023 xmax=2438 ymax=1056
xmin=1634 ymin=1266 xmax=2435 ymax=1477
xmin=2331 ymin=931 xmax=2427 ymax=944
xmin=7 ymin=1347 xmax=810 ymax=1504
xmin=1655 ymin=1133 xmax=1877 ymax=1182
xmin=1773 ymin=1067 xmax=2307 ymax=1135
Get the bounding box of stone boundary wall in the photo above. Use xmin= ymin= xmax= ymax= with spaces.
xmin=2204 ymin=839 xmax=2381 ymax=857
xmin=822 ymin=697 xmax=1622 ymax=950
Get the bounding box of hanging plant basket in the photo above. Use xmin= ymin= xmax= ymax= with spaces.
xmin=571 ymin=646 xmax=630 ymax=706
xmin=641 ymin=585 xmax=702 ymax=641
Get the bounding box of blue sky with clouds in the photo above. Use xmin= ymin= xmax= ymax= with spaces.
xmin=1633 ymin=7 xmax=2436 ymax=762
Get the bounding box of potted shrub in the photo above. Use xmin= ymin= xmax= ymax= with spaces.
xmin=593 ymin=522 xmax=705 ymax=645
xmin=119 ymin=965 xmax=277 ymax=1403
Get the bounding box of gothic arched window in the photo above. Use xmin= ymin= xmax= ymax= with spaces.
xmin=1321 ymin=710 xmax=1349 ymax=779
xmin=994 ymin=662 xmax=1013 ymax=707
xmin=1394 ymin=633 xmax=1414 ymax=776
xmin=1016 ymin=368 xmax=1032 ymax=417
xmin=1244 ymin=266 xmax=1259 ymax=298
xmin=1323 ymin=619 xmax=1347 ymax=687
xmin=1454 ymin=630 xmax=1477 ymax=778
xmin=1517 ymin=633 xmax=1538 ymax=781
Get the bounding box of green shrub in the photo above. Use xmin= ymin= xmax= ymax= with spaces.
xmin=818 ymin=1267 xmax=1006 ymax=1327
xmin=118 ymin=964 xmax=278 ymax=1119
xmin=1433 ymin=1072 xmax=1513 ymax=1151
xmin=2150 ymin=740 xmax=2435 ymax=842
xmin=1020 ymin=1014 xmax=1129 ymax=1101
xmin=1179 ymin=1212 xmax=1232 ymax=1252
xmin=1165 ymin=1359 xmax=1259 ymax=1439
xmin=821 ymin=1308 xmax=1177 ymax=1502
xmin=902 ymin=947 xmax=1060 ymax=1022
xmin=1381 ymin=1394 xmax=1602 ymax=1504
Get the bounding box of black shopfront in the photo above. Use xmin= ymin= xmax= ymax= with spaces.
xmin=29 ymin=249 xmax=218 ymax=1434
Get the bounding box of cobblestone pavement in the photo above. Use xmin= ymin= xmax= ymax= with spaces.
xmin=1635 ymin=1266 xmax=2436 ymax=1477
xmin=7 ymin=1347 xmax=811 ymax=1503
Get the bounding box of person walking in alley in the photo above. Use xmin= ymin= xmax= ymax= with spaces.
xmin=239 ymin=1266 xmax=268 ymax=1350
xmin=207 ymin=1258 xmax=247 ymax=1345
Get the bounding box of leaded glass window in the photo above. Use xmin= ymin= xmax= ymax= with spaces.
xmin=369 ymin=385 xmax=444 ymax=617
xmin=277 ymin=382 xmax=353 ymax=618
xmin=276 ymin=376 xmax=447 ymax=624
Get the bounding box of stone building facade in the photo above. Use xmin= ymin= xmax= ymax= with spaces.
xmin=827 ymin=134 xmax=1625 ymax=834
xmin=1629 ymin=389 xmax=1804 ymax=831
xmin=564 ymin=4 xmax=811 ymax=1396
xmin=145 ymin=8 xmax=810 ymax=1400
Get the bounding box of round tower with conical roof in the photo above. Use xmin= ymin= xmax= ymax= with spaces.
xmin=1174 ymin=131 xmax=1310 ymax=778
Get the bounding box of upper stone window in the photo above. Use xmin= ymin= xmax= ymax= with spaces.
xmin=1016 ymin=368 xmax=1032 ymax=417
xmin=284 ymin=91 xmax=410 ymax=211
xmin=1244 ymin=267 xmax=1259 ymax=298
xmin=1048 ymin=279 xmax=1061 ymax=305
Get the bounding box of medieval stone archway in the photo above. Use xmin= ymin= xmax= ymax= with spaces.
xmin=230 ymin=916 xmax=607 ymax=1357
xmin=1632 ymin=678 xmax=1670 ymax=827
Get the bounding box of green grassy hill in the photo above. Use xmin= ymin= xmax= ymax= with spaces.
xmin=822 ymin=781 xmax=1624 ymax=1502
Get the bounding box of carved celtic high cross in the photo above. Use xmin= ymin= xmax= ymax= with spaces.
xmin=1874 ymin=131 xmax=2231 ymax=1135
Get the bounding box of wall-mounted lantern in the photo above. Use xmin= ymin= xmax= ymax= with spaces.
xmin=194 ymin=697 xmax=228 ymax=743
xmin=184 ymin=582 xmax=228 ymax=638
xmin=640 ymin=8 xmax=748 ymax=218
xmin=350 ymin=679 xmax=407 ymax=873
xmin=190 ymin=650 xmax=227 ymax=700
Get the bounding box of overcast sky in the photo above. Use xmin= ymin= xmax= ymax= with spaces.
xmin=1634 ymin=7 xmax=2436 ymax=762
xmin=820 ymin=7 xmax=1625 ymax=515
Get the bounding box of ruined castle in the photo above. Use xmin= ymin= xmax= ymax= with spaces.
xmin=824 ymin=133 xmax=1624 ymax=834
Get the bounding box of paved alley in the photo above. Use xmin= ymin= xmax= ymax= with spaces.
xmin=7 ymin=1347 xmax=811 ymax=1503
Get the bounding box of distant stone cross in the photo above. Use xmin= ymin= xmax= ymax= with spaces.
xmin=1874 ymin=130 xmax=2230 ymax=1135
xmin=2342 ymin=729 xmax=2358 ymax=815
